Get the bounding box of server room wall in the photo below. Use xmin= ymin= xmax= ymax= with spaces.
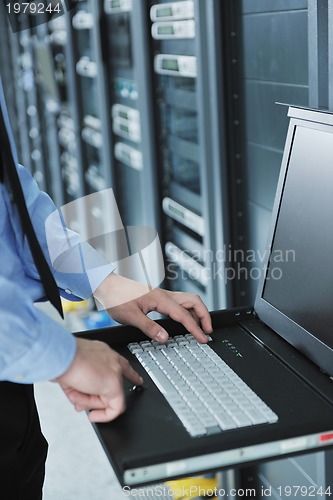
xmin=0 ymin=0 xmax=329 ymax=309
xmin=222 ymin=0 xmax=309 ymax=304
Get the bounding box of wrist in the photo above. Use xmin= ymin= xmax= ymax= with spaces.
xmin=52 ymin=337 xmax=80 ymax=384
xmin=93 ymin=273 xmax=151 ymax=309
xmin=93 ymin=272 xmax=117 ymax=305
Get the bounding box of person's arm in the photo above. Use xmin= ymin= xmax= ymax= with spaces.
xmin=15 ymin=165 xmax=213 ymax=340
xmin=0 ymin=275 xmax=76 ymax=383
xmin=14 ymin=164 xmax=114 ymax=300
xmin=0 ymin=274 xmax=143 ymax=422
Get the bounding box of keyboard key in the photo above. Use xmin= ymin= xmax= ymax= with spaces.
xmin=244 ymin=408 xmax=269 ymax=425
xmin=185 ymin=334 xmax=195 ymax=340
xmin=128 ymin=345 xmax=143 ymax=354
xmin=206 ymin=426 xmax=221 ymax=435
xmin=214 ymin=413 xmax=237 ymax=430
xmin=140 ymin=341 xmax=153 ymax=347
xmin=148 ymin=369 xmax=177 ymax=396
xmin=232 ymin=413 xmax=253 ymax=427
xmin=166 ymin=341 xmax=177 ymax=347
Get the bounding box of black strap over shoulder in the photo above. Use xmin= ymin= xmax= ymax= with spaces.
xmin=0 ymin=149 xmax=3 ymax=183
xmin=0 ymin=105 xmax=63 ymax=318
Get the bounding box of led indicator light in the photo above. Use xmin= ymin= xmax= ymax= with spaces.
xmin=319 ymin=432 xmax=333 ymax=443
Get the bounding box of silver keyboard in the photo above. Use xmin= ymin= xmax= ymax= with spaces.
xmin=128 ymin=334 xmax=278 ymax=438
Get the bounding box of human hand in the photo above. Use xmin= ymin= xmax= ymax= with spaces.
xmin=94 ymin=274 xmax=213 ymax=343
xmin=54 ymin=338 xmax=143 ymax=423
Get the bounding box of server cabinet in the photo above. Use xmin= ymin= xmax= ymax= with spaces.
xmin=0 ymin=11 xmax=62 ymax=201
xmin=32 ymin=18 xmax=65 ymax=207
xmin=102 ymin=0 xmax=159 ymax=231
xmin=63 ymin=0 xmax=116 ymax=254
xmin=31 ymin=12 xmax=83 ymax=217
xmin=0 ymin=13 xmax=39 ymax=182
xmin=103 ymin=0 xmax=145 ymax=229
xmin=17 ymin=23 xmax=50 ymax=193
xmin=101 ymin=0 xmax=162 ymax=285
xmin=70 ymin=0 xmax=106 ymax=194
xmin=0 ymin=7 xmax=23 ymax=159
xmin=46 ymin=14 xmax=78 ymax=208
xmin=149 ymin=0 xmax=232 ymax=310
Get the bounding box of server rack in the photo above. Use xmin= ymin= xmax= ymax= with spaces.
xmin=29 ymin=11 xmax=83 ymax=218
xmin=149 ymin=0 xmax=231 ymax=310
xmin=0 ymin=4 xmax=22 ymax=158
xmin=69 ymin=0 xmax=103 ymax=193
xmin=6 ymin=12 xmax=65 ymax=202
xmin=102 ymin=0 xmax=160 ymax=228
xmin=102 ymin=0 xmax=161 ymax=283
xmin=104 ymin=0 xmax=145 ymax=229
xmin=32 ymin=17 xmax=65 ymax=207
xmin=18 ymin=23 xmax=51 ymax=193
xmin=0 ymin=12 xmax=42 ymax=184
xmin=71 ymin=1 xmax=106 ymax=194
xmin=63 ymin=0 xmax=116 ymax=255
xmin=49 ymin=14 xmax=79 ymax=209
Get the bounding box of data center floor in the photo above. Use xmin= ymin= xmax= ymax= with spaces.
xmin=35 ymin=381 xmax=126 ymax=500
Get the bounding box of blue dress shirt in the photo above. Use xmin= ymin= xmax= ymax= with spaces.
xmin=0 ymin=78 xmax=114 ymax=384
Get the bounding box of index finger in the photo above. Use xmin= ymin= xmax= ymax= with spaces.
xmin=157 ymin=296 xmax=209 ymax=343
xmin=172 ymin=292 xmax=213 ymax=334
xmin=88 ymin=392 xmax=126 ymax=423
xmin=119 ymin=356 xmax=144 ymax=386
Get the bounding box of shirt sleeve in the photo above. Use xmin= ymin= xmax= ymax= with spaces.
xmin=16 ymin=164 xmax=114 ymax=300
xmin=0 ymin=275 xmax=76 ymax=383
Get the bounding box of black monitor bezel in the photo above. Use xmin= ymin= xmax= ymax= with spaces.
xmin=255 ymin=106 xmax=333 ymax=377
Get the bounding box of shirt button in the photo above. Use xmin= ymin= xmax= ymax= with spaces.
xmin=65 ymin=289 xmax=72 ymax=295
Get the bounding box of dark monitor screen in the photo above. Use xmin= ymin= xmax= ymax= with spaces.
xmin=263 ymin=125 xmax=333 ymax=345
xmin=256 ymin=110 xmax=333 ymax=376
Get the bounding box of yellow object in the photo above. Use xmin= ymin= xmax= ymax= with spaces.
xmin=166 ymin=475 xmax=218 ymax=500
xmin=61 ymin=298 xmax=90 ymax=313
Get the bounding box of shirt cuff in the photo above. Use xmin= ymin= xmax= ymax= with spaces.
xmin=0 ymin=315 xmax=77 ymax=384
xmin=55 ymin=242 xmax=115 ymax=300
